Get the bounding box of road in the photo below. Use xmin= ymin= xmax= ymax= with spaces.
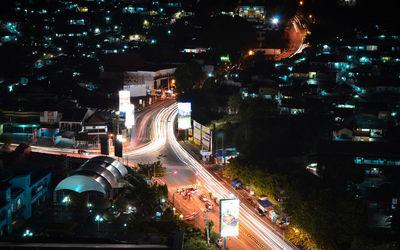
xmin=124 ymin=100 xmax=295 ymax=250
xmin=3 ymin=99 xmax=296 ymax=249
xmin=276 ymin=15 xmax=308 ymax=60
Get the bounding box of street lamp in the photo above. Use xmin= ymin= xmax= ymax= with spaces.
xmin=22 ymin=229 xmax=33 ymax=237
xmin=62 ymin=196 xmax=70 ymax=208
xmin=271 ymin=16 xmax=280 ymax=25
xmin=95 ymin=214 xmax=104 ymax=231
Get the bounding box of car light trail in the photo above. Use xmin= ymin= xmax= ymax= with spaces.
xmin=166 ymin=103 xmax=295 ymax=250
xmin=126 ymin=102 xmax=176 ymax=156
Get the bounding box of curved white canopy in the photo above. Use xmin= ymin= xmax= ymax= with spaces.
xmin=54 ymin=175 xmax=106 ymax=194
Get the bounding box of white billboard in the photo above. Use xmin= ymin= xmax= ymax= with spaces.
xmin=124 ymin=104 xmax=135 ymax=127
xmin=123 ymin=84 xmax=147 ymax=97
xmin=178 ymin=102 xmax=191 ymax=130
xmin=193 ymin=120 xmax=202 ymax=144
xmin=220 ymin=199 xmax=240 ymax=237
xmin=119 ymin=90 xmax=130 ymax=111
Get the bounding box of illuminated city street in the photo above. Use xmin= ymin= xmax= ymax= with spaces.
xmin=2 ymin=1 xmax=400 ymax=249
xmin=123 ymin=100 xmax=295 ymax=249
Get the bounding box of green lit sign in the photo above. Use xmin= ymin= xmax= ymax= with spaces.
xmin=220 ymin=55 xmax=230 ymax=62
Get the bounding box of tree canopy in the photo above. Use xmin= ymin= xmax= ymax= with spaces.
xmin=174 ymin=61 xmax=205 ymax=93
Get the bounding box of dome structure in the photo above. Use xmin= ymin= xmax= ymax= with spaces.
xmin=55 ymin=156 xmax=127 ymax=196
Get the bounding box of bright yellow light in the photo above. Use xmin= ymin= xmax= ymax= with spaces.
xmin=248 ymin=50 xmax=255 ymax=56
xmin=299 ymin=1 xmax=303 ymax=6
xmin=171 ymin=79 xmax=176 ymax=84
xmin=143 ymin=20 xmax=150 ymax=26
xmin=309 ymin=14 xmax=313 ymax=19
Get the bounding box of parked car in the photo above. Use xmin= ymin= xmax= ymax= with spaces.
xmin=206 ymin=201 xmax=215 ymax=210
xmin=199 ymin=194 xmax=209 ymax=202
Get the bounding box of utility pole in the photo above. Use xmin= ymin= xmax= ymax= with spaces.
xmin=222 ymin=134 xmax=226 ymax=167
xmin=204 ymin=210 xmax=210 ymax=245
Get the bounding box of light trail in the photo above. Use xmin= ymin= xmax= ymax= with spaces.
xmin=126 ymin=103 xmax=176 ymax=156
xmin=165 ymin=103 xmax=296 ymax=250
xmin=11 ymin=99 xmax=297 ymax=249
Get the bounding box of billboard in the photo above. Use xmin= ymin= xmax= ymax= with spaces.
xmin=193 ymin=120 xmax=202 ymax=145
xmin=119 ymin=90 xmax=130 ymax=111
xmin=123 ymin=84 xmax=147 ymax=97
xmin=124 ymin=104 xmax=135 ymax=127
xmin=220 ymin=199 xmax=240 ymax=237
xmin=178 ymin=102 xmax=191 ymax=130
xmin=201 ymin=126 xmax=211 ymax=150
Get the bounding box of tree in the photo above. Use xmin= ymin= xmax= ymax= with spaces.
xmin=284 ymin=226 xmax=317 ymax=250
xmin=227 ymin=94 xmax=241 ymax=115
xmin=0 ymin=135 xmax=12 ymax=152
xmin=138 ymin=161 xmax=166 ymax=178
xmin=92 ymin=198 xmax=111 ymax=210
xmin=183 ymin=237 xmax=211 ymax=250
xmin=114 ymin=197 xmax=129 ymax=211
xmin=174 ymin=61 xmax=205 ymax=93
xmin=206 ymin=220 xmax=220 ymax=244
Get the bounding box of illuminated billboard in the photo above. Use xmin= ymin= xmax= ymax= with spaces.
xmin=220 ymin=199 xmax=240 ymax=237
xmin=124 ymin=104 xmax=135 ymax=127
xmin=119 ymin=90 xmax=130 ymax=111
xmin=178 ymin=102 xmax=191 ymax=130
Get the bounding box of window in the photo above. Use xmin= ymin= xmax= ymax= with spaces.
xmin=17 ymin=198 xmax=22 ymax=210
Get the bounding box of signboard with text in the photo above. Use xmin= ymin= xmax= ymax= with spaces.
xmin=220 ymin=199 xmax=240 ymax=237
xmin=193 ymin=120 xmax=202 ymax=145
xmin=178 ymin=102 xmax=191 ymax=130
xmin=119 ymin=90 xmax=130 ymax=111
xmin=201 ymin=125 xmax=211 ymax=150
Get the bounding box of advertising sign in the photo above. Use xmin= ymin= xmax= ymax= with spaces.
xmin=124 ymin=104 xmax=135 ymax=127
xmin=201 ymin=126 xmax=211 ymax=150
xmin=42 ymin=111 xmax=58 ymax=124
xmin=119 ymin=90 xmax=130 ymax=111
xmin=193 ymin=120 xmax=202 ymax=145
xmin=220 ymin=199 xmax=240 ymax=237
xmin=178 ymin=102 xmax=191 ymax=130
xmin=123 ymin=84 xmax=147 ymax=97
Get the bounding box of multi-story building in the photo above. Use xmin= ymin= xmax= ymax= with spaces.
xmin=0 ymin=157 xmax=51 ymax=238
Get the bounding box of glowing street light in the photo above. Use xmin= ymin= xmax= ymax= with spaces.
xmin=95 ymin=215 xmax=104 ymax=231
xmin=22 ymin=229 xmax=33 ymax=237
xmin=62 ymin=196 xmax=70 ymax=208
xmin=271 ymin=15 xmax=280 ymax=25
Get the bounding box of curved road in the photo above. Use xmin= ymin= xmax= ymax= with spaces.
xmin=4 ymin=99 xmax=296 ymax=249
xmin=127 ymin=100 xmax=295 ymax=250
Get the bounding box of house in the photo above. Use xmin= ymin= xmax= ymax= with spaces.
xmin=59 ymin=108 xmax=95 ymax=133
xmin=0 ymin=162 xmax=51 ymax=237
xmin=235 ymin=1 xmax=266 ymax=25
xmin=0 ymin=110 xmax=40 ymax=135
